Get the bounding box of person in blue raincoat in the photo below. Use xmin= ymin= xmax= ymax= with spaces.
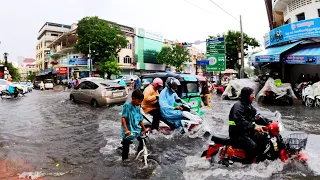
xmin=118 ymin=78 xmax=127 ymax=87
xmin=159 ymin=77 xmax=184 ymax=129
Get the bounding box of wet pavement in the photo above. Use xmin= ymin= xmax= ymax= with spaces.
xmin=0 ymin=90 xmax=319 ymax=179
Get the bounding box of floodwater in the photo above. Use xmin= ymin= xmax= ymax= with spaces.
xmin=0 ymin=91 xmax=319 ymax=180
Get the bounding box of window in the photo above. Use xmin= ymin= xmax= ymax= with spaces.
xmin=123 ymin=56 xmax=132 ymax=64
xmin=127 ymin=43 xmax=132 ymax=49
xmin=117 ymin=56 xmax=120 ymax=63
xmin=51 ymin=34 xmax=59 ymax=37
xmin=296 ymin=13 xmax=305 ymax=21
xmin=86 ymin=81 xmax=99 ymax=89
xmin=285 ymin=18 xmax=291 ymax=24
xmin=318 ymin=9 xmax=320 ymax=17
xmin=73 ymin=56 xmax=78 ymax=58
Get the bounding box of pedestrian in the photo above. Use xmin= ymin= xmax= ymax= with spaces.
xmin=121 ymin=89 xmax=146 ymax=161
xmin=130 ymin=79 xmax=135 ymax=90
xmin=75 ymin=78 xmax=79 ymax=87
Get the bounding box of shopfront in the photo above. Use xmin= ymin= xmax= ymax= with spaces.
xmin=253 ymin=17 xmax=320 ymax=83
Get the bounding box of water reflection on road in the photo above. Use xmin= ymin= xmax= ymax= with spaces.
xmin=0 ymin=91 xmax=319 ymax=179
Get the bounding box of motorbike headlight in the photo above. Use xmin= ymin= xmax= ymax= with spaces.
xmin=278 ymin=123 xmax=283 ymax=132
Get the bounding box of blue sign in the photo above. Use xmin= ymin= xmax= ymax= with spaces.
xmin=206 ymin=37 xmax=225 ymax=43
xmin=265 ymin=17 xmax=320 ymax=47
xmin=254 ymin=55 xmax=279 ymax=63
xmin=69 ymin=58 xmax=88 ymax=65
xmin=197 ymin=60 xmax=209 ymax=65
xmin=284 ymin=56 xmax=320 ymax=64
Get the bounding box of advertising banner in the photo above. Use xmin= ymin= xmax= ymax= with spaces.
xmin=254 ymin=55 xmax=280 ymax=63
xmin=69 ymin=58 xmax=88 ymax=66
xmin=265 ymin=17 xmax=320 ymax=47
xmin=284 ymin=56 xmax=320 ymax=64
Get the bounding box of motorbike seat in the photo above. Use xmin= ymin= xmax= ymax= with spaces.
xmin=211 ymin=134 xmax=230 ymax=145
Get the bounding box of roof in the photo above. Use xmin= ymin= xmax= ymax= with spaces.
xmin=38 ymin=22 xmax=71 ymax=33
xmin=23 ymin=58 xmax=36 ymax=63
xmin=252 ymin=40 xmax=303 ymax=63
xmin=290 ymin=47 xmax=320 ymax=56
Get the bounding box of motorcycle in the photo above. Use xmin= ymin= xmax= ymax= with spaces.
xmin=0 ymin=85 xmax=24 ymax=99
xmin=201 ymin=116 xmax=308 ymax=166
xmin=257 ymin=78 xmax=295 ymax=105
xmin=302 ymin=81 xmax=320 ymax=107
xmin=294 ymin=82 xmax=311 ymax=99
xmin=141 ymin=99 xmax=209 ymax=136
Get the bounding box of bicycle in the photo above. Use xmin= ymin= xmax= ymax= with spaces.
xmin=135 ymin=132 xmax=158 ymax=169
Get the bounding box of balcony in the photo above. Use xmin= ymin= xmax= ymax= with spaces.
xmin=273 ymin=0 xmax=293 ymax=11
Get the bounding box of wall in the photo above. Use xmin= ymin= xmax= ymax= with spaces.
xmin=283 ymin=0 xmax=320 ymax=22
xmin=285 ymin=64 xmax=320 ymax=83
xmin=118 ymin=36 xmax=134 ymax=67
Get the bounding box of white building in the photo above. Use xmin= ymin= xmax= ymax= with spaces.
xmin=36 ymin=22 xmax=71 ymax=72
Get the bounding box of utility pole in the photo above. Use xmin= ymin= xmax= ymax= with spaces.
xmin=240 ymin=15 xmax=245 ymax=78
xmin=88 ymin=42 xmax=92 ymax=77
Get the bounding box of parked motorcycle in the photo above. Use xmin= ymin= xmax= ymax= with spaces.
xmin=257 ymin=78 xmax=296 ymax=105
xmin=141 ymin=99 xmax=210 ymax=136
xmin=0 ymin=86 xmax=24 ymax=99
xmin=302 ymin=81 xmax=320 ymax=107
xmin=294 ymin=82 xmax=311 ymax=99
xmin=216 ymin=81 xmax=228 ymax=95
xmin=201 ymin=115 xmax=308 ymax=166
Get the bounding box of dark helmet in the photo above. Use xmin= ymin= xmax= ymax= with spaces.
xmin=240 ymin=87 xmax=254 ymax=104
xmin=166 ymin=77 xmax=181 ymax=92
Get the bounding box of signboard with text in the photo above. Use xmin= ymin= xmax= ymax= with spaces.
xmin=265 ymin=17 xmax=320 ymax=47
xmin=206 ymin=37 xmax=226 ymax=72
xmin=284 ymin=56 xmax=320 ymax=64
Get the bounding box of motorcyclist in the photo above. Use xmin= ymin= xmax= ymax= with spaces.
xmin=5 ymin=78 xmax=18 ymax=97
xmin=159 ymin=77 xmax=184 ymax=129
xmin=229 ymin=87 xmax=270 ymax=164
xmin=142 ymin=78 xmax=174 ymax=130
xmin=272 ymin=72 xmax=282 ymax=87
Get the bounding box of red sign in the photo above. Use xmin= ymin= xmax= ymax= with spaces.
xmin=56 ymin=67 xmax=67 ymax=74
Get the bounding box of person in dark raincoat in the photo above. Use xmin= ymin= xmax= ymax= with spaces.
xmin=228 ymin=87 xmax=269 ymax=164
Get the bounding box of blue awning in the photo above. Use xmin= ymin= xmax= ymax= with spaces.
xmin=284 ymin=47 xmax=320 ymax=64
xmin=252 ymin=41 xmax=303 ymax=63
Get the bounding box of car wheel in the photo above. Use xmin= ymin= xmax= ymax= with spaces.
xmin=91 ymin=99 xmax=99 ymax=107
xmin=305 ymin=97 xmax=314 ymax=107
xmin=70 ymin=95 xmax=76 ymax=103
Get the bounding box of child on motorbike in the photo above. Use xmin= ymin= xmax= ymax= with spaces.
xmin=121 ymin=89 xmax=147 ymax=161
xmin=159 ymin=77 xmax=184 ymax=129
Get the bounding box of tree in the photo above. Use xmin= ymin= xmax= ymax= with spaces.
xmin=97 ymin=57 xmax=121 ymax=79
xmin=157 ymin=45 xmax=190 ymax=71
xmin=210 ymin=30 xmax=260 ymax=70
xmin=27 ymin=74 xmax=35 ymax=81
xmin=75 ymin=16 xmax=128 ymax=78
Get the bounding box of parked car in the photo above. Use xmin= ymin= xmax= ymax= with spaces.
xmin=20 ymin=82 xmax=33 ymax=92
xmin=13 ymin=82 xmax=28 ymax=94
xmin=0 ymin=79 xmax=7 ymax=91
xmin=44 ymin=79 xmax=54 ymax=90
xmin=70 ymin=79 xmax=128 ymax=107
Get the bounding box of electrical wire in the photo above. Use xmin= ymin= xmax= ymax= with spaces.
xmin=208 ymin=0 xmax=239 ymax=22
xmin=182 ymin=0 xmax=218 ymax=17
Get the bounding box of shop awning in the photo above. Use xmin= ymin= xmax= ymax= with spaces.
xmin=284 ymin=47 xmax=320 ymax=64
xmin=253 ymin=40 xmax=303 ymax=63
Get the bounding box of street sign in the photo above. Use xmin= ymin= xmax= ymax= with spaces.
xmin=206 ymin=37 xmax=226 ymax=72
xmin=206 ymin=55 xmax=226 ymax=72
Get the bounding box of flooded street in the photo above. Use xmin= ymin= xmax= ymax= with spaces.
xmin=0 ymin=91 xmax=319 ymax=179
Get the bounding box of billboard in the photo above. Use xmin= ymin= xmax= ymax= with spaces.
xmin=265 ymin=17 xmax=320 ymax=48
xmin=284 ymin=56 xmax=320 ymax=64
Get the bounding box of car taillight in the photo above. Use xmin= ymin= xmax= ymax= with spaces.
xmin=101 ymin=89 xmax=108 ymax=97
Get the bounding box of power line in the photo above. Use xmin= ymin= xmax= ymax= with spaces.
xmin=208 ymin=0 xmax=239 ymax=22
xmin=182 ymin=0 xmax=219 ymax=17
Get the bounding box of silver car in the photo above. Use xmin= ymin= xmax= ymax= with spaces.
xmin=70 ymin=79 xmax=128 ymax=107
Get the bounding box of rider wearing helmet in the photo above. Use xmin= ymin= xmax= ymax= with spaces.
xmin=142 ymin=78 xmax=167 ymax=130
xmin=159 ymin=77 xmax=184 ymax=129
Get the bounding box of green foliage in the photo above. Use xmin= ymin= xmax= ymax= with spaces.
xmin=244 ymin=67 xmax=254 ymax=77
xmin=254 ymin=68 xmax=260 ymax=76
xmin=75 ymin=16 xmax=128 ymax=77
xmin=5 ymin=62 xmax=21 ymax=81
xmin=210 ymin=30 xmax=260 ymax=70
xmin=27 ymin=74 xmax=35 ymax=81
xmin=97 ymin=57 xmax=121 ymax=79
xmin=157 ymin=45 xmax=190 ymax=71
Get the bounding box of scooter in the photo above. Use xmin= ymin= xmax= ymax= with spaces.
xmin=302 ymin=82 xmax=320 ymax=107
xmin=294 ymin=82 xmax=311 ymax=99
xmin=141 ymin=99 xmax=209 ymax=136
xmin=0 ymin=86 xmax=24 ymax=99
xmin=201 ymin=116 xmax=308 ymax=167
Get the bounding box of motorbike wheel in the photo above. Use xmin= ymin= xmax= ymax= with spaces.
xmin=305 ymin=97 xmax=314 ymax=107
xmin=315 ymin=99 xmax=320 ymax=107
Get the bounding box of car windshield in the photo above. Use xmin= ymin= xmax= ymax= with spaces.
xmin=100 ymin=82 xmax=123 ymax=87
xmin=186 ymin=83 xmax=199 ymax=93
xmin=45 ymin=80 xmax=52 ymax=83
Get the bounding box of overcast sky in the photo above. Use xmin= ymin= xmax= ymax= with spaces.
xmin=0 ymin=0 xmax=269 ymax=63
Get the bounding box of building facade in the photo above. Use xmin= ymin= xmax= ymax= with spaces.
xmin=19 ymin=58 xmax=37 ymax=80
xmin=252 ymin=0 xmax=320 ymax=83
xmin=36 ymin=22 xmax=71 ymax=73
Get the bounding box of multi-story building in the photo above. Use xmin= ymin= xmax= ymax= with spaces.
xmin=36 ymin=22 xmax=71 ymax=73
xmin=19 ymin=58 xmax=37 ymax=80
xmin=48 ymin=21 xmax=135 ymax=80
xmin=252 ymin=0 xmax=320 ymax=83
